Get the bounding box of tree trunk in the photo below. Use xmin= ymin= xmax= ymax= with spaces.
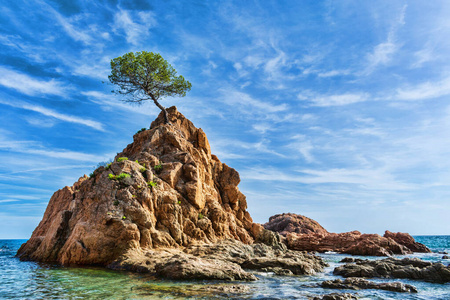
xmin=153 ymin=98 xmax=171 ymax=124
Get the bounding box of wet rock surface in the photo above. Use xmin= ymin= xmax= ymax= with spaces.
xmin=266 ymin=213 xmax=430 ymax=256
xmin=311 ymin=293 xmax=358 ymax=300
xmin=321 ymin=277 xmax=418 ymax=293
xmin=334 ymin=257 xmax=450 ymax=283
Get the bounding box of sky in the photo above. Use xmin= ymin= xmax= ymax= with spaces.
xmin=0 ymin=0 xmax=449 ymax=239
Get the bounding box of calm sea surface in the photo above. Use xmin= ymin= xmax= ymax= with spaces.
xmin=0 ymin=236 xmax=449 ymax=299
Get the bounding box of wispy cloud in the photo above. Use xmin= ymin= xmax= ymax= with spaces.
xmin=0 ymin=99 xmax=105 ymax=131
xmin=0 ymin=66 xmax=68 ymax=96
xmin=0 ymin=135 xmax=103 ymax=162
xmin=306 ymin=93 xmax=370 ymax=107
xmin=220 ymin=88 xmax=288 ymax=113
xmin=394 ymin=76 xmax=450 ymax=101
xmin=113 ymin=9 xmax=157 ymax=45
xmin=364 ymin=4 xmax=407 ymax=74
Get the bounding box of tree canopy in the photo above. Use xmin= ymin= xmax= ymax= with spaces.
xmin=108 ymin=51 xmax=192 ymax=123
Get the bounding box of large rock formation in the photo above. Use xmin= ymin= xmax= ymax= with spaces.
xmin=265 ymin=213 xmax=430 ymax=256
xmin=16 ymin=107 xmax=326 ymax=279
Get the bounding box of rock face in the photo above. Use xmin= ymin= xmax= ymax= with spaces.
xmin=16 ymin=107 xmax=327 ymax=279
xmin=265 ymin=213 xmax=430 ymax=256
xmin=321 ymin=277 xmax=418 ymax=293
xmin=334 ymin=257 xmax=450 ymax=283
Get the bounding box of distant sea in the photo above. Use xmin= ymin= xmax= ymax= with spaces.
xmin=1 ymin=236 xmax=449 ymax=299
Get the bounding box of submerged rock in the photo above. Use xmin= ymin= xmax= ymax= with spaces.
xmin=266 ymin=213 xmax=430 ymax=256
xmin=311 ymin=293 xmax=358 ymax=300
xmin=334 ymin=257 xmax=450 ymax=283
xmin=321 ymin=277 xmax=418 ymax=293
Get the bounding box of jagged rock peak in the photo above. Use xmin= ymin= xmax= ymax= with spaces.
xmin=17 ymin=106 xmax=263 ymax=267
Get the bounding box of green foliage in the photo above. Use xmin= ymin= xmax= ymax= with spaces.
xmin=105 ymin=162 xmax=112 ymax=170
xmin=108 ymin=51 xmax=192 ymax=103
xmin=108 ymin=173 xmax=130 ymax=180
xmin=89 ymin=172 xmax=95 ymax=178
xmin=198 ymin=213 xmax=204 ymax=220
xmin=139 ymin=167 xmax=147 ymax=173
xmin=154 ymin=163 xmax=163 ymax=174
xmin=116 ymin=173 xmax=130 ymax=180
xmin=177 ymin=200 xmax=181 ymax=205
xmin=117 ymin=157 xmax=128 ymax=162
xmin=122 ymin=216 xmax=127 ymax=220
xmin=113 ymin=200 xmax=119 ymax=206
xmin=136 ymin=128 xmax=147 ymax=134
xmin=147 ymin=181 xmax=157 ymax=188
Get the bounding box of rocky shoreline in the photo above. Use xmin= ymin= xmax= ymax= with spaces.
xmin=264 ymin=213 xmax=431 ymax=256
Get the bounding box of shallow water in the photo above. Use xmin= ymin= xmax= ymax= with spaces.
xmin=1 ymin=237 xmax=449 ymax=299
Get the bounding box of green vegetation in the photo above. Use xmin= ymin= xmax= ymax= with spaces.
xmin=113 ymin=200 xmax=119 ymax=206
xmin=89 ymin=172 xmax=95 ymax=178
xmin=122 ymin=216 xmax=127 ymax=220
xmin=177 ymin=200 xmax=181 ymax=205
xmin=105 ymin=162 xmax=112 ymax=170
xmin=117 ymin=157 xmax=128 ymax=162
xmin=136 ymin=128 xmax=147 ymax=134
xmin=198 ymin=213 xmax=204 ymax=220
xmin=108 ymin=51 xmax=192 ymax=124
xmin=139 ymin=167 xmax=147 ymax=173
xmin=154 ymin=163 xmax=163 ymax=174
xmin=148 ymin=181 xmax=157 ymax=188
xmin=108 ymin=173 xmax=131 ymax=180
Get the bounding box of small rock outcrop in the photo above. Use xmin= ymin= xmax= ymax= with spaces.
xmin=312 ymin=293 xmax=358 ymax=300
xmin=265 ymin=213 xmax=430 ymax=256
xmin=321 ymin=278 xmax=417 ymax=293
xmin=16 ymin=107 xmax=326 ymax=279
xmin=334 ymin=257 xmax=450 ymax=283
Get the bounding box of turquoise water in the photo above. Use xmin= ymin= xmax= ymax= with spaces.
xmin=1 ymin=237 xmax=449 ymax=299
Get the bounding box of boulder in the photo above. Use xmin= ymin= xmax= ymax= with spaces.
xmin=321 ymin=277 xmax=417 ymax=293
xmin=383 ymin=231 xmax=431 ymax=253
xmin=334 ymin=257 xmax=450 ymax=283
xmin=312 ymin=293 xmax=358 ymax=300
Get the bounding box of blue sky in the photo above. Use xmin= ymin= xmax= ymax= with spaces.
xmin=1 ymin=0 xmax=449 ymax=239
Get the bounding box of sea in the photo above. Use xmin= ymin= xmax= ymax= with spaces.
xmin=0 ymin=236 xmax=449 ymax=299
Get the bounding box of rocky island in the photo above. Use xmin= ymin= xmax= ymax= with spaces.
xmin=16 ymin=107 xmax=326 ymax=280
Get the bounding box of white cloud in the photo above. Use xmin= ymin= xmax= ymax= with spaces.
xmin=0 ymin=66 xmax=68 ymax=96
xmin=394 ymin=76 xmax=450 ymax=101
xmin=0 ymin=99 xmax=104 ymax=131
xmin=364 ymin=4 xmax=406 ymax=73
xmin=113 ymin=10 xmax=157 ymax=45
xmin=307 ymin=93 xmax=369 ymax=107
xmin=0 ymin=136 xmax=103 ymax=162
xmin=220 ymin=88 xmax=288 ymax=113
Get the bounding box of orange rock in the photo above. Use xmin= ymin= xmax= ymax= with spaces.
xmin=17 ymin=107 xmax=258 ymax=266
